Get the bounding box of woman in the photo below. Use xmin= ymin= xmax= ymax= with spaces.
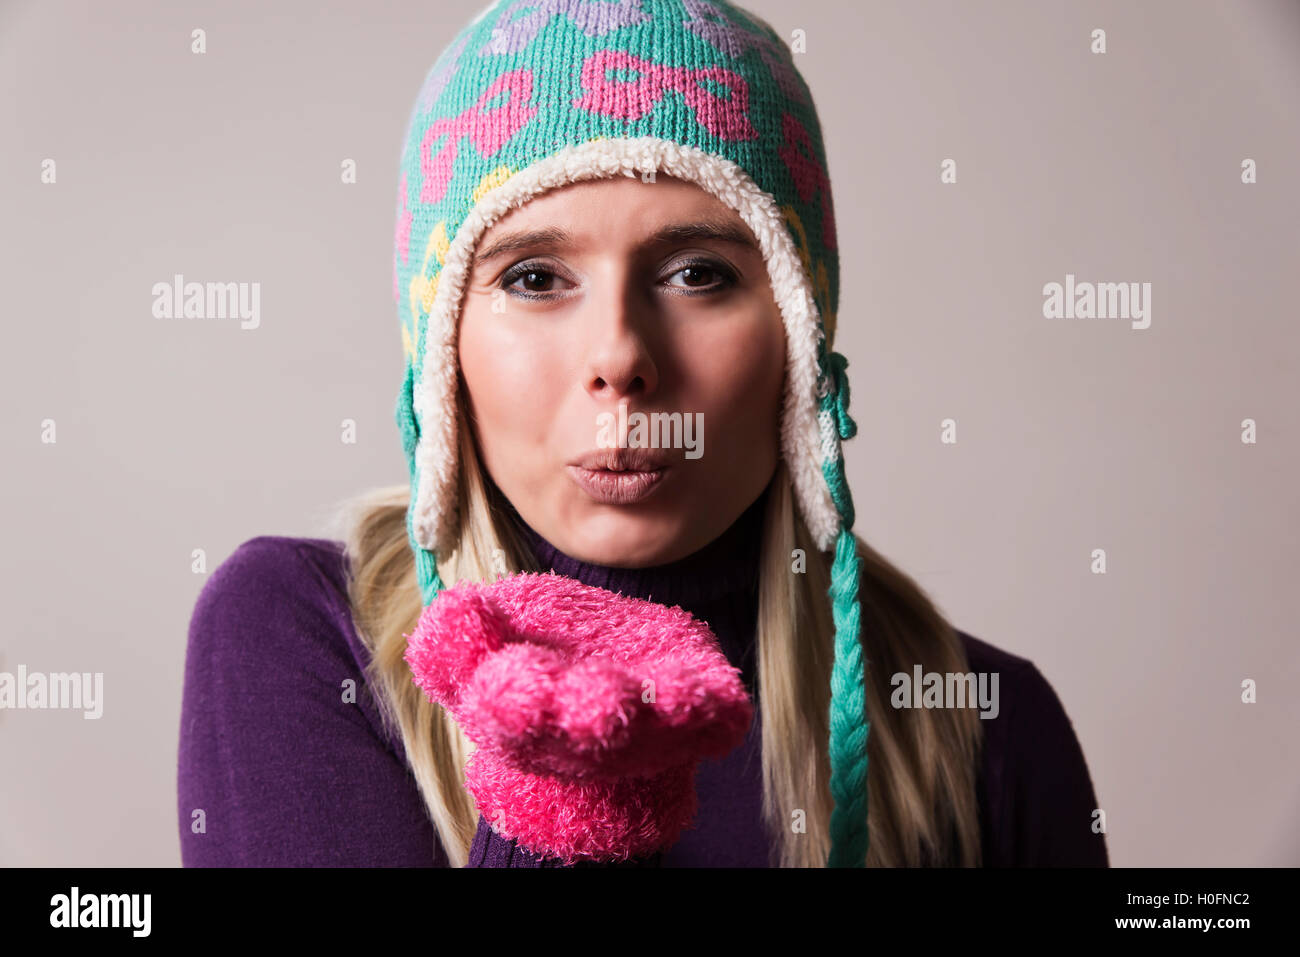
xmin=177 ymin=0 xmax=1108 ymax=868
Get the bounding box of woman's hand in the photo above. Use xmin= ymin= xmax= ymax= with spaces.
xmin=404 ymin=571 xmax=753 ymax=865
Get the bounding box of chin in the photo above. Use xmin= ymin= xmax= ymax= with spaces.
xmin=564 ymin=507 xmax=690 ymax=568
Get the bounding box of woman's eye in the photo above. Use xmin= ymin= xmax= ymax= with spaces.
xmin=664 ymin=263 xmax=735 ymax=292
xmin=518 ymin=270 xmax=552 ymax=291
xmin=498 ymin=260 xmax=735 ymax=298
xmin=501 ymin=264 xmax=571 ymax=297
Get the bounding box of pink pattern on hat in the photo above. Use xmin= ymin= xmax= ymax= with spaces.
xmin=573 ymin=49 xmax=758 ymax=141
xmin=779 ymin=112 xmax=836 ymax=252
xmin=419 ymin=68 xmax=539 ymax=205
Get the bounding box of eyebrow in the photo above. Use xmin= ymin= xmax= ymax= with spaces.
xmin=472 ymin=219 xmax=760 ymax=268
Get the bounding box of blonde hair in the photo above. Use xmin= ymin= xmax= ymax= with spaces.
xmin=340 ymin=403 xmax=984 ymax=867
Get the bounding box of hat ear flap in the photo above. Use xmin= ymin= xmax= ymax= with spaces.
xmin=396 ymin=354 xmax=420 ymax=471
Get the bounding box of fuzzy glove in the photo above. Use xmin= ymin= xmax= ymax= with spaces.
xmin=403 ymin=571 xmax=754 ymax=865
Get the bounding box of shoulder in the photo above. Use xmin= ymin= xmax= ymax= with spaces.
xmin=185 ymin=535 xmax=387 ymax=738
xmin=179 ymin=536 xmax=445 ymax=865
xmin=955 ymin=628 xmax=1034 ymax=677
xmin=953 ymin=628 xmax=1110 ymax=867
xmin=195 ymin=535 xmax=350 ymax=615
xmin=191 ymin=535 xmax=357 ymax=655
xmin=954 ymin=629 xmax=1075 ymax=732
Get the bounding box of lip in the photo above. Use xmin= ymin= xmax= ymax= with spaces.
xmin=567 ymin=465 xmax=668 ymax=504
xmin=566 ymin=447 xmax=672 ymax=505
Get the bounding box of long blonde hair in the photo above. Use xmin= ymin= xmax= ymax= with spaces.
xmin=339 ymin=403 xmax=984 ymax=867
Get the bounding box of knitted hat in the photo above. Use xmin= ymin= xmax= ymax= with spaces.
xmin=391 ymin=0 xmax=867 ymax=866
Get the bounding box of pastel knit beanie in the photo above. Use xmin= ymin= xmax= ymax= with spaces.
xmin=391 ymin=0 xmax=867 ymax=866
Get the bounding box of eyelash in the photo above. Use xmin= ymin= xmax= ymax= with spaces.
xmin=498 ymin=258 xmax=738 ymax=300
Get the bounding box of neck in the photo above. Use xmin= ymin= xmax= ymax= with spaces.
xmin=505 ymin=487 xmax=769 ymax=693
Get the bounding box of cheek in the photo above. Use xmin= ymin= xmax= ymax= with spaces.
xmin=458 ymin=299 xmax=564 ymax=445
xmin=679 ymin=311 xmax=785 ymax=439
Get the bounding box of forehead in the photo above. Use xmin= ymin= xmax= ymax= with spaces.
xmin=471 ymin=178 xmax=762 ymax=267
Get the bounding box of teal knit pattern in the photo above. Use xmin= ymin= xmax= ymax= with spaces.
xmin=391 ymin=0 xmax=868 ymax=866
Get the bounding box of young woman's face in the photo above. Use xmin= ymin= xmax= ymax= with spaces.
xmin=458 ymin=174 xmax=786 ymax=567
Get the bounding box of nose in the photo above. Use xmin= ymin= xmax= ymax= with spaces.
xmin=580 ymin=277 xmax=660 ymax=402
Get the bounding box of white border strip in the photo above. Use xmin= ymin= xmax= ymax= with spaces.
xmin=411 ymin=136 xmax=840 ymax=555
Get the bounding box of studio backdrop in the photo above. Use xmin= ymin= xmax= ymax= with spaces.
xmin=1 ymin=0 xmax=1297 ymax=866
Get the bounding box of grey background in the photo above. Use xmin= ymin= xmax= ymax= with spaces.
xmin=1 ymin=0 xmax=1297 ymax=866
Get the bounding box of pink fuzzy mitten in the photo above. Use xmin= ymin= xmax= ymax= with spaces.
xmin=403 ymin=571 xmax=754 ymax=865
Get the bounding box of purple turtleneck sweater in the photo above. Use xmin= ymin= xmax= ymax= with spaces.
xmin=177 ymin=493 xmax=1108 ymax=867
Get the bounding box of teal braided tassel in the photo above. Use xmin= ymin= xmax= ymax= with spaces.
xmin=827 ymin=525 xmax=870 ymax=867
xmin=819 ymin=351 xmax=857 ymax=529
xmin=415 ymin=545 xmax=443 ymax=606
xmin=826 ymin=350 xmax=858 ymax=441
